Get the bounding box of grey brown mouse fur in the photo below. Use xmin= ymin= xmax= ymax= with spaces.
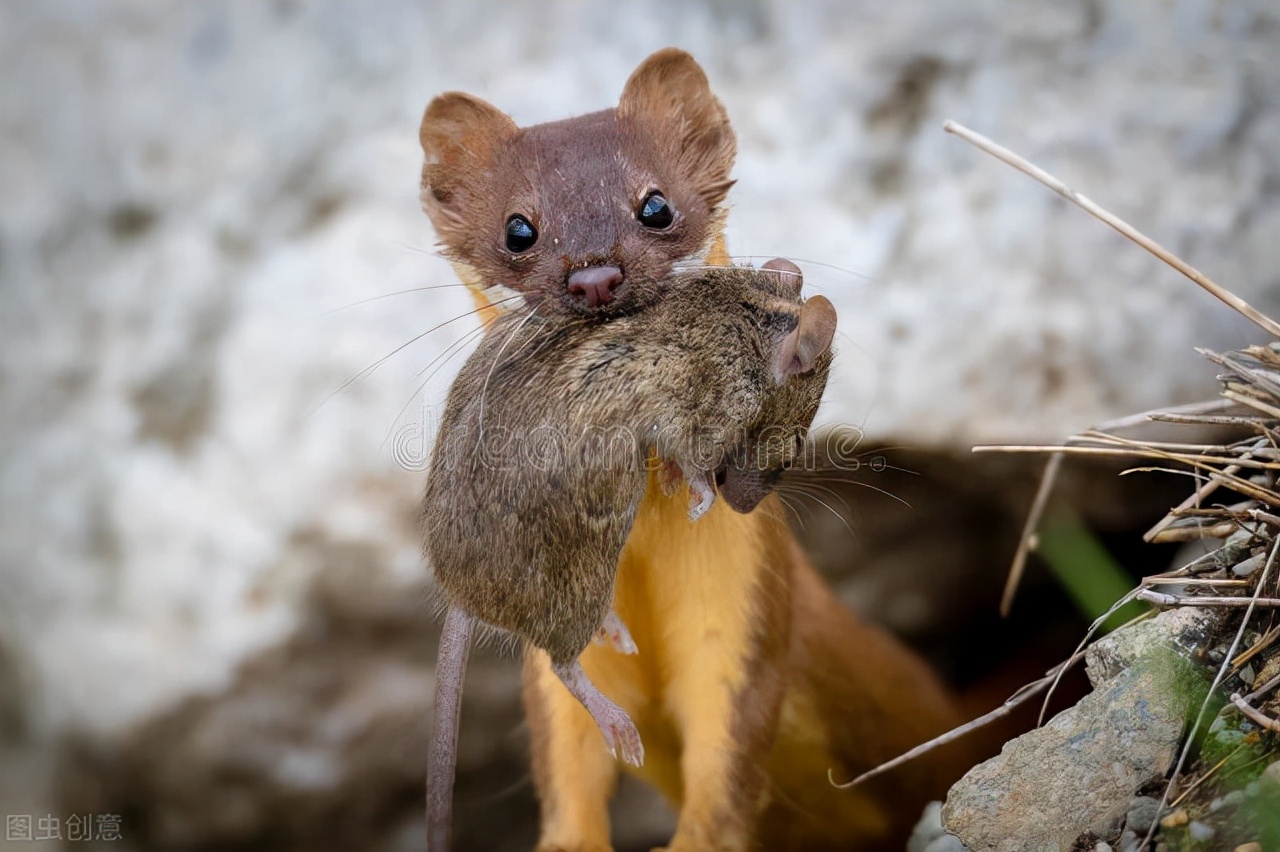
xmin=421 ymin=262 xmax=835 ymax=850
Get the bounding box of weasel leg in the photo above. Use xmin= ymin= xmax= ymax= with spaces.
xmin=427 ymin=606 xmax=474 ymax=852
xmin=551 ymin=660 xmax=644 ymax=767
xmin=591 ymin=609 xmax=638 ymax=655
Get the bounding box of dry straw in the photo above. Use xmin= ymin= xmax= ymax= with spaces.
xmin=834 ymin=123 xmax=1280 ymax=845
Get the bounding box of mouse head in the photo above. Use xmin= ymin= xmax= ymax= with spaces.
xmin=717 ymin=263 xmax=837 ymax=514
xmin=419 ymin=48 xmax=736 ymax=317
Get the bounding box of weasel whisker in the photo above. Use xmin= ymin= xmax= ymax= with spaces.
xmin=313 ymin=294 xmax=523 ymax=418
xmin=318 ymin=282 xmax=474 ymax=317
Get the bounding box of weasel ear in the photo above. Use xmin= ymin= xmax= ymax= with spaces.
xmin=419 ymin=92 xmax=518 ymax=167
xmin=617 ymin=48 xmax=736 ymax=208
xmin=419 ymin=92 xmax=518 ymax=237
xmin=773 ymin=296 xmax=837 ymax=383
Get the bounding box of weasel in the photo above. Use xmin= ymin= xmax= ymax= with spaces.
xmin=422 ymin=263 xmax=835 ymax=849
xmin=419 ymin=48 xmax=971 ymax=852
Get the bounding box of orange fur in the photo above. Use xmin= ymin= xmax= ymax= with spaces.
xmin=522 ymin=475 xmax=969 ymax=851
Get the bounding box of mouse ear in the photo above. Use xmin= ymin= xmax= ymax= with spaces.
xmin=617 ymin=48 xmax=736 ymax=209
xmin=773 ymin=296 xmax=837 ymax=384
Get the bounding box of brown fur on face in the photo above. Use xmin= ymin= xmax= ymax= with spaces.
xmin=421 ymin=266 xmax=834 ymax=664
xmin=418 ymin=48 xmax=736 ymax=317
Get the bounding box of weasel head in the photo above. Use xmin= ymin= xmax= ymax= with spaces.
xmin=419 ymin=48 xmax=736 ymax=317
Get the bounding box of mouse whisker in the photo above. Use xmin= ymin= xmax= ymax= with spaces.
xmin=379 ymin=322 xmax=489 ymax=456
xmin=725 ymin=255 xmax=883 ymax=286
xmin=775 ymin=485 xmax=857 ymax=540
xmin=799 ymin=476 xmax=914 ymax=511
xmin=774 ymin=492 xmax=807 ymax=531
xmin=391 ymin=239 xmax=454 ymax=262
xmin=312 ymin=293 xmax=524 ymax=419
xmin=779 ymin=480 xmax=854 ymax=517
xmin=476 ymin=301 xmax=545 ymax=440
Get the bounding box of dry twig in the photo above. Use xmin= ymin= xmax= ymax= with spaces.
xmin=943 ymin=121 xmax=1280 ymax=337
xmin=1229 ymin=692 xmax=1280 ymax=733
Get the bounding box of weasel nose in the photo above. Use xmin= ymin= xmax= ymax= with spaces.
xmin=567 ymin=266 xmax=623 ymax=308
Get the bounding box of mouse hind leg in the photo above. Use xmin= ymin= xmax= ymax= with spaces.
xmin=524 ymin=650 xmax=624 ymax=852
xmin=551 ymin=658 xmax=644 ymax=766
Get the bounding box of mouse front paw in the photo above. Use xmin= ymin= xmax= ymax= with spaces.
xmin=592 ymin=610 xmax=638 ymax=655
xmin=656 ymin=458 xmax=684 ymax=496
xmin=686 ymin=472 xmax=715 ymax=521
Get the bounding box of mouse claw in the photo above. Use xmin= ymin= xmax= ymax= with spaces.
xmin=611 ymin=718 xmax=645 ymax=767
xmin=593 ymin=610 xmax=638 ymax=655
xmin=687 ymin=475 xmax=715 ymax=521
xmin=596 ymin=708 xmax=645 ymax=767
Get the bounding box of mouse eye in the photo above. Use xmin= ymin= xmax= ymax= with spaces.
xmin=505 ymin=215 xmax=538 ymax=253
xmin=637 ymin=191 xmax=674 ymax=229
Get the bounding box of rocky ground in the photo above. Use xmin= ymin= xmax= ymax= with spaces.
xmin=3 ymin=2 xmax=1280 ymax=850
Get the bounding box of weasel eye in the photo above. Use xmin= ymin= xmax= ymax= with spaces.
xmin=505 ymin=215 xmax=538 ymax=253
xmin=637 ymin=191 xmax=674 ymax=229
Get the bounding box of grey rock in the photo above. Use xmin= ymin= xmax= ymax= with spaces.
xmin=1188 ymin=820 xmax=1215 ymax=841
xmin=1209 ymin=789 xmax=1246 ymax=812
xmin=1126 ymin=796 xmax=1160 ymax=832
xmin=925 ymin=834 xmax=971 ymax=852
xmin=943 ymin=609 xmax=1211 ymax=852
xmin=1085 ymin=608 xmax=1217 ymax=687
xmin=1264 ymin=760 xmax=1280 ymax=788
xmin=1232 ymin=552 xmax=1266 ymax=577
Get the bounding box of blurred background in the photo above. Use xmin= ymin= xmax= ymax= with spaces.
xmin=2 ymin=1 xmax=1280 ymax=850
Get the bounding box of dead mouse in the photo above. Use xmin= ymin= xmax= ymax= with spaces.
xmin=421 ymin=260 xmax=835 ymax=850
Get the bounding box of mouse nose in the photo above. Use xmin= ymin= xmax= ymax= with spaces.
xmin=567 ymin=266 xmax=623 ymax=308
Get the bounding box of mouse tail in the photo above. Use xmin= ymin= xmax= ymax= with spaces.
xmin=427 ymin=606 xmax=474 ymax=851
